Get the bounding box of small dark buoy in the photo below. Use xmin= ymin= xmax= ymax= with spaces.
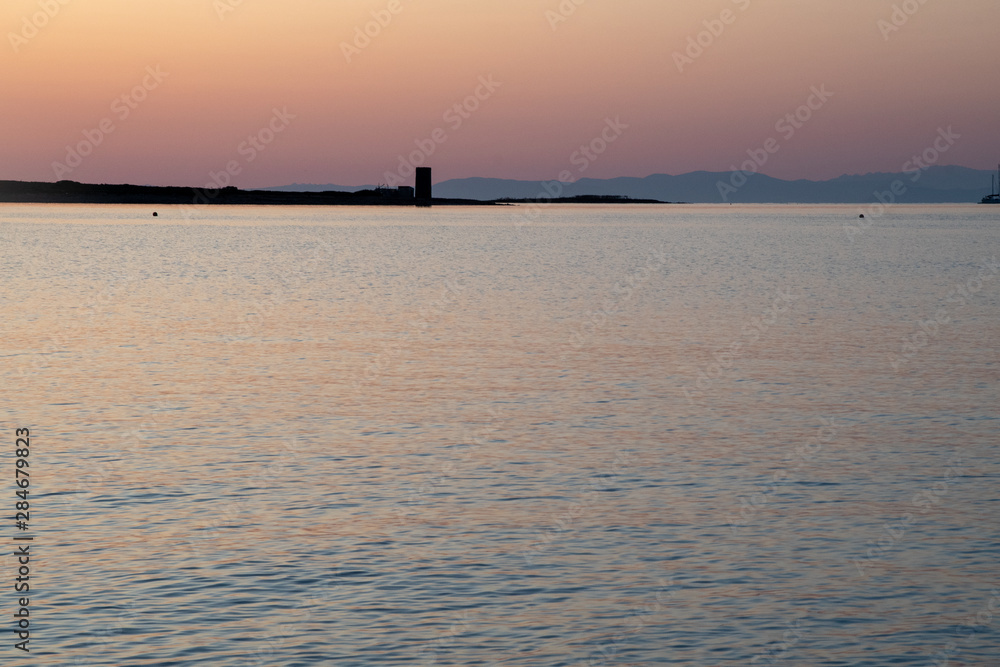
xmin=859 ymin=214 xmax=865 ymax=219
xmin=152 ymin=212 xmax=158 ymax=217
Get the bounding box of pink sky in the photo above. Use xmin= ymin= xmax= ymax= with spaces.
xmin=2 ymin=0 xmax=998 ymax=187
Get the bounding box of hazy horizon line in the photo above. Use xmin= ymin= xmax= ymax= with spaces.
xmin=3 ymin=162 xmax=997 ymax=192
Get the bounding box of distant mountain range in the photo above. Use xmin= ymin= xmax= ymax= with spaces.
xmin=264 ymin=165 xmax=997 ymax=204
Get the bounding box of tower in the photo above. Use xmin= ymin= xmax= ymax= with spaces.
xmin=415 ymin=167 xmax=432 ymax=206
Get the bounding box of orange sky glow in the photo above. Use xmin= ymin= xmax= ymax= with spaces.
xmin=2 ymin=0 xmax=998 ymax=187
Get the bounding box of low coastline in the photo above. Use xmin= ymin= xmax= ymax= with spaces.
xmin=0 ymin=180 xmax=487 ymax=206
xmin=0 ymin=180 xmax=669 ymax=206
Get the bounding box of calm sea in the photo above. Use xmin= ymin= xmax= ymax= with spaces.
xmin=1 ymin=203 xmax=998 ymax=665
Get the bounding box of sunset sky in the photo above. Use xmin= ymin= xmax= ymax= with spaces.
xmin=2 ymin=0 xmax=997 ymax=187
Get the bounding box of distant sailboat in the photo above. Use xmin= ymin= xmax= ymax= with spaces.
xmin=982 ymin=164 xmax=1000 ymax=204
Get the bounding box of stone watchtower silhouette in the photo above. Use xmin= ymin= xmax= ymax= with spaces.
xmin=415 ymin=167 xmax=432 ymax=207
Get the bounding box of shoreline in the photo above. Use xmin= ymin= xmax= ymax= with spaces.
xmin=0 ymin=180 xmax=670 ymax=207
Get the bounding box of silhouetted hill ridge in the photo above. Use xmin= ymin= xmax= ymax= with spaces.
xmin=265 ymin=165 xmax=994 ymax=203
